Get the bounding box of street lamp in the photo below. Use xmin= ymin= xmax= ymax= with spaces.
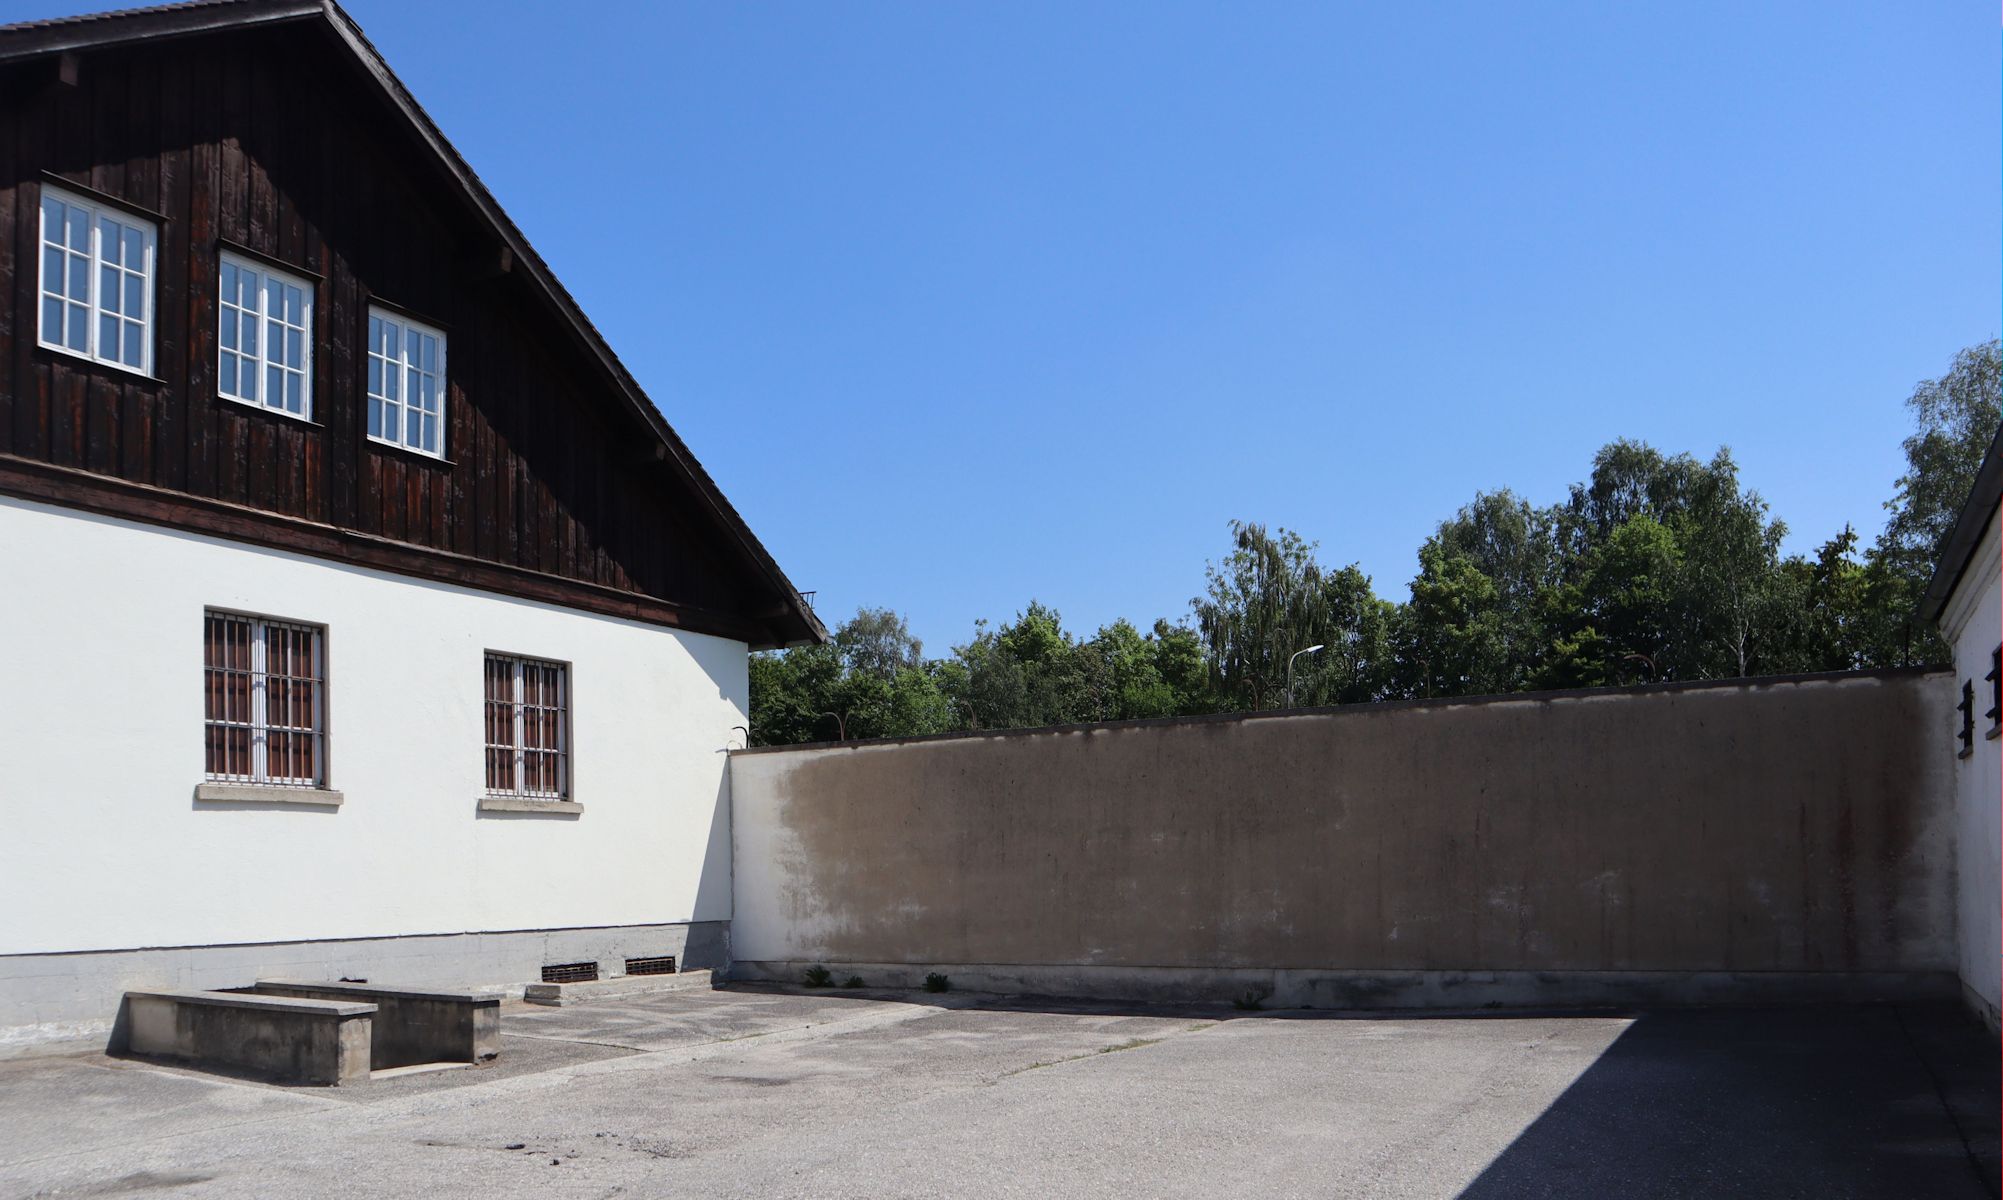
xmin=1285 ymin=644 xmax=1325 ymax=708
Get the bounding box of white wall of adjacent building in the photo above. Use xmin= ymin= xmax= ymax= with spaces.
xmin=0 ymin=494 xmax=745 ymax=958
xmin=1940 ymin=507 xmax=2002 ymax=1030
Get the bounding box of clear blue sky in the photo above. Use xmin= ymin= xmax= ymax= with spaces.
xmin=26 ymin=1 xmax=2001 ymax=653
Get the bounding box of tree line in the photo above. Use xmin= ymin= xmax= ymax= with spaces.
xmin=750 ymin=341 xmax=2000 ymax=745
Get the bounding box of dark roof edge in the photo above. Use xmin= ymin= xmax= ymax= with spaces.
xmin=1 ymin=0 xmax=828 ymax=647
xmin=730 ymin=663 xmax=1950 ymax=755
xmin=1919 ymin=419 xmax=2003 ymax=627
xmin=0 ymin=0 xmax=323 ymax=61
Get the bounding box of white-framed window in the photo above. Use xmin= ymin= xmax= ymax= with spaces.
xmin=219 ymin=251 xmax=314 ymax=419
xmin=367 ymin=306 xmax=446 ymax=458
xmin=38 ymin=184 xmax=157 ymax=374
xmin=484 ymin=653 xmax=569 ymax=799
xmin=204 ymin=611 xmax=327 ymax=787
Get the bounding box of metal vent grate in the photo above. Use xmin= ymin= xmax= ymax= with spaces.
xmin=624 ymin=955 xmax=677 ymax=977
xmin=541 ymin=961 xmax=598 ymax=984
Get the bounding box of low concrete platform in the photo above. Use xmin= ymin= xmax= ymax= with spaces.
xmin=523 ymin=968 xmax=714 ymax=1006
xmin=8 ymin=991 xmax=1993 ymax=1197
xmin=254 ymin=980 xmax=500 ymax=1068
xmin=117 ymin=989 xmax=374 ymax=1086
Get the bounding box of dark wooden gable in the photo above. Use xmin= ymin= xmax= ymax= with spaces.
xmin=0 ymin=11 xmax=820 ymax=648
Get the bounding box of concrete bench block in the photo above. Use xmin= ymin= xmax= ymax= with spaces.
xmin=253 ymin=981 xmax=499 ymax=1068
xmin=524 ymin=968 xmax=714 ymax=1007
xmin=119 ymin=990 xmax=373 ymax=1085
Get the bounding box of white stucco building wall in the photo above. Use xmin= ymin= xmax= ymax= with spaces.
xmin=0 ymin=496 xmax=745 ymax=1047
xmin=1940 ymin=506 xmax=2002 ymax=1031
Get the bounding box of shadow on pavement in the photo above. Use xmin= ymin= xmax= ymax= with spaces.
xmin=1452 ymin=1004 xmax=1999 ymax=1200
xmin=718 ymin=985 xmax=1999 ymax=1198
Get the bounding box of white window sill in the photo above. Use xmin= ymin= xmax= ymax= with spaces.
xmin=367 ymin=431 xmax=450 ymax=464
xmin=196 ymin=782 xmax=344 ymax=807
xmin=477 ymin=795 xmax=582 ymax=816
xmin=37 ymin=339 xmax=162 ymax=383
xmin=220 ymin=391 xmax=318 ymax=426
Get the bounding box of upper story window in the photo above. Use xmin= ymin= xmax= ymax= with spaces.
xmin=38 ymin=184 xmax=156 ymax=375
xmin=219 ymin=252 xmax=314 ymax=419
xmin=205 ymin=610 xmax=327 ymax=788
xmin=367 ymin=307 xmax=446 ymax=458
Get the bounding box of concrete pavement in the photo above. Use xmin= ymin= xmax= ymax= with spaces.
xmin=0 ymin=988 xmax=1993 ymax=1199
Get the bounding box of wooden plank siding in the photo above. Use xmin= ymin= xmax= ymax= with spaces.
xmin=0 ymin=25 xmax=785 ymax=644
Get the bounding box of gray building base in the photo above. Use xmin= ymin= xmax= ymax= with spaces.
xmin=0 ymin=920 xmax=727 ymax=1058
xmin=729 ymin=960 xmax=1961 ymax=1010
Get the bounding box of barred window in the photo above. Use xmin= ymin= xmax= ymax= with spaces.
xmin=205 ymin=612 xmax=326 ymax=786
xmin=485 ymin=653 xmax=568 ymax=799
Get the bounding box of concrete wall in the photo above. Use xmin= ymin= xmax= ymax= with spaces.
xmin=732 ymin=670 xmax=1958 ymax=1006
xmin=0 ymin=497 xmax=743 ymax=1047
xmin=1939 ymin=508 xmax=2002 ymax=1031
xmin=119 ymin=990 xmax=375 ymax=1085
xmin=252 ymin=981 xmax=500 ymax=1069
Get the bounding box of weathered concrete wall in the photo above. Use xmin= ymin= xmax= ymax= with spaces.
xmin=118 ymin=990 xmax=375 ymax=1085
xmin=731 ymin=670 xmax=1957 ymax=1004
xmin=253 ymin=981 xmax=499 ymax=1069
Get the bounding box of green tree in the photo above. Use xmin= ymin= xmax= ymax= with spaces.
xmin=837 ymin=607 xmax=924 ymax=678
xmin=1865 ymin=340 xmax=2002 ymax=664
xmin=1877 ymin=340 xmax=2003 ymax=581
xmin=1585 ymin=513 xmax=1682 ymax=680
xmin=1150 ymin=619 xmax=1216 ymax=714
xmin=1525 ymin=444 xmax=1795 ymax=684
xmin=1766 ymin=526 xmax=1891 ymax=673
xmin=748 ymin=608 xmax=949 ymax=745
xmin=1083 ymin=619 xmax=1173 ymax=719
xmin=1555 ymin=439 xmax=1711 ymax=557
xmin=1395 ymin=490 xmax=1556 ymax=696
xmin=1307 ymin=565 xmax=1398 ymax=705
xmin=747 ymin=641 xmax=844 ymax=746
xmin=945 ymin=602 xmax=1100 ymax=730
xmin=1397 ymin=545 xmax=1505 ymax=696
xmin=1194 ymin=522 xmax=1390 ymax=710
xmin=1670 ymin=450 xmax=1790 ymax=678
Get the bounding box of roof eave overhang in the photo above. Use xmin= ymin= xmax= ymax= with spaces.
xmin=0 ymin=0 xmax=324 ymax=63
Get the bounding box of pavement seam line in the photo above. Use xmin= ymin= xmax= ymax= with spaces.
xmin=500 ymin=1030 xmax=653 ymax=1052
xmin=994 ymin=1019 xmax=1217 ymax=1081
